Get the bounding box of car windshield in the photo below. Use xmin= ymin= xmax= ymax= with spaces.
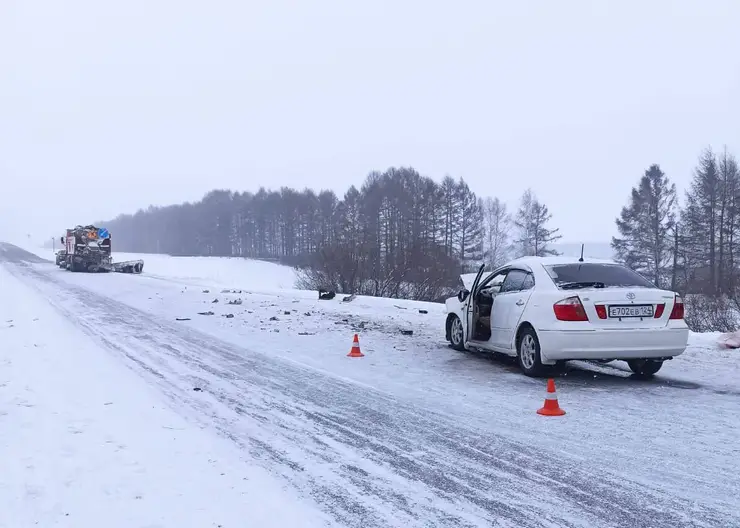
xmin=544 ymin=263 xmax=655 ymax=289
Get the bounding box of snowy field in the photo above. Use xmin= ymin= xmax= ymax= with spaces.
xmin=2 ymin=243 xmax=740 ymax=527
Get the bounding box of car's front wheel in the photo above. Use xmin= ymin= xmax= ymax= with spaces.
xmin=448 ymin=315 xmax=466 ymax=351
xmin=516 ymin=326 xmax=548 ymax=377
xmin=627 ymin=359 xmax=663 ymax=378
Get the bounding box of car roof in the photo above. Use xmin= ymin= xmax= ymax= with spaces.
xmin=504 ymin=255 xmax=618 ymax=268
xmin=459 ymin=256 xmax=622 ymax=290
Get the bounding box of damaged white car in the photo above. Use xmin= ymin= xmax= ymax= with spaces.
xmin=444 ymin=256 xmax=689 ymax=377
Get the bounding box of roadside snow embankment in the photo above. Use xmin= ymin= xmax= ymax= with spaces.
xmin=116 ymin=252 xmax=298 ymax=293
xmin=0 ymin=265 xmax=328 ymax=528
xmin=14 ymin=244 xmax=298 ymax=293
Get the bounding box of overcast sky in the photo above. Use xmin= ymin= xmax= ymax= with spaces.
xmin=1 ymin=0 xmax=738 ymax=245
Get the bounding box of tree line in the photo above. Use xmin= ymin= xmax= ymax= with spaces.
xmin=100 ymin=167 xmax=561 ymax=301
xmin=98 ymin=147 xmax=740 ymax=331
xmin=612 ymin=145 xmax=740 ymax=331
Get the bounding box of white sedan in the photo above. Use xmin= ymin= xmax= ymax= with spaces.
xmin=444 ymin=256 xmax=689 ymax=377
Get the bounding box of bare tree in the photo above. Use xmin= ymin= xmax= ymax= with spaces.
xmin=513 ymin=189 xmax=561 ymax=257
xmin=100 ymin=168 xmax=557 ymax=301
xmin=480 ymin=196 xmax=511 ymax=268
xmin=513 ymin=189 xmax=535 ymax=257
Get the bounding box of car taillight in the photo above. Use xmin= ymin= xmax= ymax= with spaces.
xmin=595 ymin=305 xmax=607 ymax=319
xmin=654 ymin=303 xmax=665 ymax=318
xmin=554 ymin=296 xmax=589 ymax=321
xmin=669 ymin=294 xmax=684 ymax=320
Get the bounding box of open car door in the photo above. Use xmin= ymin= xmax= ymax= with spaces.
xmin=465 ymin=264 xmax=487 ymax=344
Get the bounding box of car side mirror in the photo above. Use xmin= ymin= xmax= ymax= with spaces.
xmin=458 ymin=289 xmax=470 ymax=302
xmin=60 ymin=237 xmax=65 ymax=244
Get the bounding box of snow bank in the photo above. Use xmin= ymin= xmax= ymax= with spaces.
xmin=5 ymin=241 xmax=53 ymax=262
xmin=11 ymin=243 xmax=298 ymax=293
xmin=0 ymin=265 xmax=328 ymax=528
xmin=116 ymin=252 xmax=298 ymax=292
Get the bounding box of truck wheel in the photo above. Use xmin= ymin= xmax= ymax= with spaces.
xmin=627 ymin=359 xmax=663 ymax=378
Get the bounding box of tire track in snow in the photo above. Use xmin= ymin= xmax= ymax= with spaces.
xmin=4 ymin=259 xmax=736 ymax=528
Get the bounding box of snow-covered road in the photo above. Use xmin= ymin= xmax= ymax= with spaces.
xmin=0 ymin=245 xmax=329 ymax=528
xmin=2 ymin=243 xmax=739 ymax=527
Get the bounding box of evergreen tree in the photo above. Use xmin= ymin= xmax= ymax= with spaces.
xmin=682 ymin=148 xmax=721 ymax=293
xmin=717 ymin=148 xmax=740 ymax=292
xmin=457 ymin=179 xmax=484 ymax=271
xmin=612 ymin=164 xmax=676 ymax=287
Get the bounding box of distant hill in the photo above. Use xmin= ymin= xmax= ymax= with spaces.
xmin=551 ymin=242 xmax=615 ymax=260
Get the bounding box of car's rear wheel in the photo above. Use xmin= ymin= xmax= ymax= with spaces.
xmin=627 ymin=359 xmax=663 ymax=378
xmin=448 ymin=315 xmax=466 ymax=351
xmin=517 ymin=326 xmax=548 ymax=377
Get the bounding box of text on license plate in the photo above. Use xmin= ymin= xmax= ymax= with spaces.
xmin=608 ymin=305 xmax=654 ymax=318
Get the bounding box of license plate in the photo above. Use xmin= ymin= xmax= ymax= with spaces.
xmin=608 ymin=304 xmax=654 ymax=318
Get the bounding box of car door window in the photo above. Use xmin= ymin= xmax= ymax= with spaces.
xmin=500 ymin=269 xmax=528 ymax=293
xmin=479 ymin=270 xmax=507 ymax=293
xmin=521 ymin=272 xmax=535 ymax=290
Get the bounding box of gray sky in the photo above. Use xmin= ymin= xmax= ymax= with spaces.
xmin=1 ymin=0 xmax=738 ymax=245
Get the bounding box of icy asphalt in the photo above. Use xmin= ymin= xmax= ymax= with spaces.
xmin=1 ymin=242 xmax=738 ymax=528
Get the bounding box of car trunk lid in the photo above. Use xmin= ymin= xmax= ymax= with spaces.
xmin=577 ymin=287 xmax=677 ymax=328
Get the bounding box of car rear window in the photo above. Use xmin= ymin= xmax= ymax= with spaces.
xmin=544 ymin=263 xmax=655 ymax=288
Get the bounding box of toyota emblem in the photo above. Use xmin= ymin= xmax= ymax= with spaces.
xmin=626 ymin=292 xmax=636 ymax=300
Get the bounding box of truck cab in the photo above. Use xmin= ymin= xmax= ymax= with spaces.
xmin=63 ymin=225 xmax=112 ymax=272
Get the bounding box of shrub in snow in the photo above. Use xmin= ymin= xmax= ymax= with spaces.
xmin=683 ymin=294 xmax=739 ymax=333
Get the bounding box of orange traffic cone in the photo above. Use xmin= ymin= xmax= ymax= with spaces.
xmin=537 ymin=378 xmax=565 ymax=416
xmin=347 ymin=333 xmax=365 ymax=357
